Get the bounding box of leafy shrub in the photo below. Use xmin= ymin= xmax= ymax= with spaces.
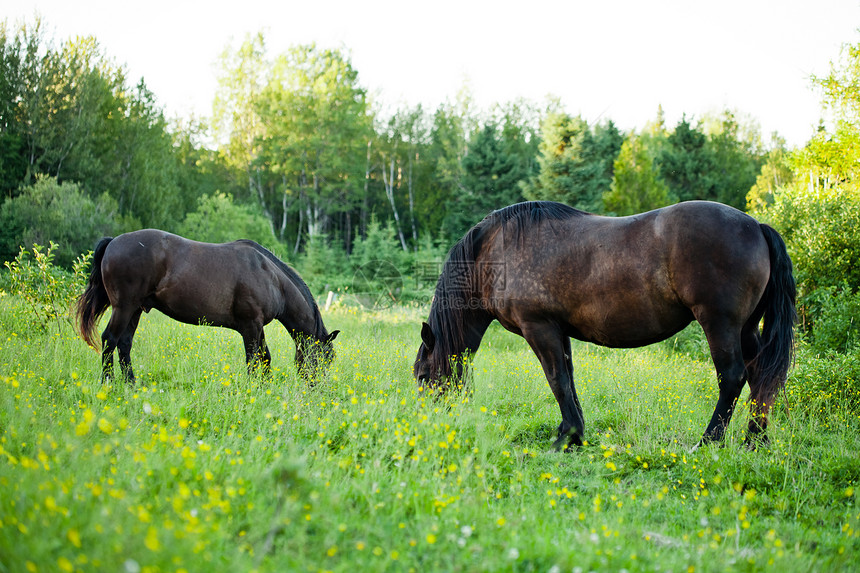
xmin=803 ymin=286 xmax=860 ymax=354
xmin=350 ymin=216 xmax=412 ymax=275
xmin=178 ymin=192 xmax=275 ymax=246
xmin=754 ymin=181 xmax=860 ymax=353
xmin=2 ymin=242 xmax=91 ymax=333
xmin=0 ymin=175 xmax=119 ymax=268
xmin=780 ymin=344 xmax=860 ymax=420
xmin=757 ymin=183 xmax=860 ymax=297
xmin=662 ymin=322 xmax=710 ymax=362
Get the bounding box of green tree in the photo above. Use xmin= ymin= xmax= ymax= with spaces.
xmin=702 ymin=109 xmax=765 ymax=209
xmin=255 ymin=44 xmax=373 ymax=251
xmin=754 ymin=36 xmax=860 ymax=345
xmin=374 ymin=105 xmax=429 ymax=252
xmin=659 ymin=116 xmax=714 ymax=203
xmin=444 ymin=120 xmax=530 ymax=238
xmin=813 ymin=40 xmax=860 ymax=128
xmin=522 ymin=112 xmax=621 ymax=212
xmin=178 ymin=192 xmax=274 ymax=247
xmin=0 ymin=175 xmax=119 ymax=268
xmin=0 ymin=20 xmax=28 ymax=197
xmin=603 ymin=132 xmax=675 ymax=215
xmin=212 ymin=33 xmax=272 ymax=230
xmin=171 ymin=116 xmax=234 ymax=216
xmin=0 ymin=19 xmax=193 ymax=230
xmin=746 ymin=137 xmax=793 ymax=212
xmin=109 ymin=80 xmax=188 ymax=229
xmin=419 ymin=94 xmax=473 ymax=241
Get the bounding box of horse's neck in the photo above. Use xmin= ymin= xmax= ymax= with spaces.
xmin=277 ymin=302 xmax=325 ymax=343
xmin=441 ymin=308 xmax=493 ymax=358
xmin=463 ymin=311 xmax=493 ymax=353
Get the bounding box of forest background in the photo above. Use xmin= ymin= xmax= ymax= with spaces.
xmin=1 ymin=17 xmax=860 ymax=360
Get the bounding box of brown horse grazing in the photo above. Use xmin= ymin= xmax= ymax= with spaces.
xmin=76 ymin=229 xmax=339 ymax=384
xmin=414 ymin=201 xmax=796 ymax=450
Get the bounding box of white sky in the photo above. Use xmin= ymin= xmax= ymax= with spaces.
xmin=6 ymin=0 xmax=860 ymax=147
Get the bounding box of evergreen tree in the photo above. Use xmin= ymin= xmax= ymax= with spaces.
xmin=522 ymin=112 xmax=621 ymax=212
xmin=444 ymin=122 xmax=529 ymax=238
xmin=604 ymin=132 xmax=675 ymax=215
xmin=658 ymin=116 xmax=715 ymax=203
xmin=703 ymin=109 xmax=765 ymax=209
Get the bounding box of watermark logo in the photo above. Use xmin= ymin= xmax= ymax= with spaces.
xmin=351 ymin=260 xmax=403 ymax=310
xmin=350 ymin=259 xmax=508 ymax=310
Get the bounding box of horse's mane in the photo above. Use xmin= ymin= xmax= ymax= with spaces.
xmin=237 ymin=240 xmax=327 ymax=337
xmin=427 ymin=201 xmax=585 ymax=367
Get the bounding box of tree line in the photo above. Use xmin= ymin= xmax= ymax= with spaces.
xmin=1 ymin=19 xmax=773 ymax=266
xmin=3 ymin=17 xmax=860 ymax=355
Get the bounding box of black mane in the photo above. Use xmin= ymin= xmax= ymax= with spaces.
xmin=426 ymin=201 xmax=584 ymax=367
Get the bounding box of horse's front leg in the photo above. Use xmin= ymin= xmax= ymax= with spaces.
xmin=521 ymin=323 xmax=584 ymax=451
xmin=240 ymin=325 xmax=272 ymax=375
xmin=257 ymin=331 xmax=272 ymax=376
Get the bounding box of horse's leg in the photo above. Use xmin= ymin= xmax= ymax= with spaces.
xmin=101 ymin=305 xmax=136 ymax=384
xmin=116 ymin=309 xmax=142 ymax=384
xmin=561 ymin=336 xmax=584 ymax=435
xmin=521 ymin=323 xmax=585 ymax=450
xmin=699 ymin=322 xmax=747 ymax=446
xmin=240 ymin=322 xmax=266 ymax=376
xmin=101 ymin=330 xmax=116 ymax=383
xmin=741 ymin=325 xmax=770 ymax=448
xmin=258 ymin=331 xmax=272 ymax=376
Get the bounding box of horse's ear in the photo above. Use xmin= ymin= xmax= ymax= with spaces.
xmin=326 ymin=330 xmax=340 ymax=344
xmin=420 ymin=322 xmax=435 ymax=352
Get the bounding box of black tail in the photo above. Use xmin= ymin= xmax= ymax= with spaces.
xmin=75 ymin=237 xmax=113 ymax=349
xmin=750 ymin=224 xmax=797 ymax=405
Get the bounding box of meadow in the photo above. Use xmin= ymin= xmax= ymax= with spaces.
xmin=0 ymin=296 xmax=858 ymax=573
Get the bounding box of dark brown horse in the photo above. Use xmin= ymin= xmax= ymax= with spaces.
xmin=76 ymin=229 xmax=339 ymax=383
xmin=414 ymin=201 xmax=796 ymax=450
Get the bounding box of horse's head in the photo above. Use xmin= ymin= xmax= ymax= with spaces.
xmin=414 ymin=322 xmax=464 ymax=394
xmin=296 ymin=330 xmax=340 ymax=380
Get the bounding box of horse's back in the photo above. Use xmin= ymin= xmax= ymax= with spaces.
xmin=485 ymin=201 xmax=770 ymax=347
xmin=100 ymin=230 xmax=285 ymax=328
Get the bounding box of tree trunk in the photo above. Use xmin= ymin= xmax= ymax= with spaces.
xmin=381 ymin=151 xmax=409 ymax=252
xmin=408 ymin=149 xmax=418 ymax=248
xmin=293 ymin=199 xmax=303 ymax=254
xmin=362 ymin=140 xmax=372 ymax=239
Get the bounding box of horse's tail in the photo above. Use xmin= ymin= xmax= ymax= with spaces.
xmin=75 ymin=237 xmax=113 ymax=349
xmin=749 ymin=224 xmax=797 ymax=405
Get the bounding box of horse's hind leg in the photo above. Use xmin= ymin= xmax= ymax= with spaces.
xmin=117 ymin=309 xmax=142 ymax=384
xmin=741 ymin=325 xmax=770 ymax=447
xmin=699 ymin=323 xmax=747 ymax=446
xmin=101 ymin=330 xmax=116 ymax=382
xmin=521 ymin=323 xmax=585 ymax=450
xmin=101 ymin=305 xmax=137 ymax=384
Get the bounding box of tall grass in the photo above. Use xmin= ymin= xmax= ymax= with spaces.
xmin=0 ymin=297 xmax=858 ymax=572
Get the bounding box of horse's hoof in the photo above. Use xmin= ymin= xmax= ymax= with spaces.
xmin=551 ymin=429 xmax=583 ymax=452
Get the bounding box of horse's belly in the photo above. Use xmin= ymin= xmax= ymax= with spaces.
xmin=152 ymin=301 xmax=231 ymax=329
xmin=565 ymin=301 xmax=693 ymax=348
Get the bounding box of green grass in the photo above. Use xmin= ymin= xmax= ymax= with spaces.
xmin=0 ymin=298 xmax=858 ymax=573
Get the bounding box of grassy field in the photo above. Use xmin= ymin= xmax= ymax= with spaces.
xmin=0 ymin=297 xmax=858 ymax=572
